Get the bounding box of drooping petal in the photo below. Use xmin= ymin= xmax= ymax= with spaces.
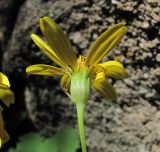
xmin=40 ymin=17 xmax=77 ymax=70
xmin=31 ymin=34 xmax=67 ymax=69
xmin=0 ymin=89 xmax=14 ymax=107
xmin=0 ymin=73 xmax=10 ymax=89
xmin=92 ymin=80 xmax=117 ymax=101
xmin=0 ymin=108 xmax=10 ymax=146
xmin=26 ymin=64 xmax=64 ymax=76
xmin=85 ymin=22 xmax=127 ymax=66
xmin=95 ymin=71 xmax=105 ymax=82
xmin=60 ymin=73 xmax=71 ymax=92
xmin=91 ymin=65 xmax=105 ymax=82
xmin=99 ymin=61 xmax=128 ymax=79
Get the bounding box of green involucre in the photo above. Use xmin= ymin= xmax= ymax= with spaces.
xmin=70 ymin=68 xmax=91 ymax=104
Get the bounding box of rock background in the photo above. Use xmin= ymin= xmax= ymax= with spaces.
xmin=0 ymin=0 xmax=160 ymax=152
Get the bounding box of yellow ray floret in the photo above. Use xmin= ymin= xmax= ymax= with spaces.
xmin=31 ymin=34 xmax=67 ymax=69
xmin=0 ymin=73 xmax=14 ymax=148
xmin=40 ymin=17 xmax=78 ymax=70
xmin=99 ymin=61 xmax=128 ymax=79
xmin=0 ymin=73 xmax=14 ymax=107
xmin=26 ymin=64 xmax=64 ymax=76
xmin=85 ymin=22 xmax=127 ymax=67
xmin=0 ymin=72 xmax=10 ymax=89
xmin=92 ymin=80 xmax=117 ymax=100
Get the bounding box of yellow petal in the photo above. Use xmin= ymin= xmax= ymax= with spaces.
xmin=0 ymin=110 xmax=10 ymax=146
xmin=60 ymin=73 xmax=71 ymax=92
xmin=31 ymin=34 xmax=67 ymax=69
xmin=99 ymin=61 xmax=128 ymax=79
xmin=0 ymin=89 xmax=14 ymax=107
xmin=92 ymin=80 xmax=117 ymax=101
xmin=0 ymin=72 xmax=10 ymax=89
xmin=85 ymin=22 xmax=127 ymax=66
xmin=92 ymin=65 xmax=105 ymax=82
xmin=26 ymin=64 xmax=64 ymax=76
xmin=40 ymin=17 xmax=77 ymax=70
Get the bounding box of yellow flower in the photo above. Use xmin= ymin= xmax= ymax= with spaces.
xmin=26 ymin=16 xmax=128 ymax=152
xmin=26 ymin=17 xmax=128 ymax=102
xmin=0 ymin=72 xmax=14 ymax=147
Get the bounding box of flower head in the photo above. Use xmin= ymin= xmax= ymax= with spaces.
xmin=26 ymin=16 xmax=128 ymax=152
xmin=26 ymin=16 xmax=128 ymax=103
xmin=0 ymin=72 xmax=14 ymax=147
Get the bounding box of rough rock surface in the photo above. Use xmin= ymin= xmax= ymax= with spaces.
xmin=1 ymin=0 xmax=160 ymax=152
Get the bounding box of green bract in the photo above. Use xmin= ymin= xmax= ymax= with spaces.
xmin=71 ymin=68 xmax=90 ymax=104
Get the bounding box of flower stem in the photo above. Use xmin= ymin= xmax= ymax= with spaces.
xmin=76 ymin=103 xmax=87 ymax=152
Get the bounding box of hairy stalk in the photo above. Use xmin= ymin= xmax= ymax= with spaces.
xmin=76 ymin=103 xmax=87 ymax=152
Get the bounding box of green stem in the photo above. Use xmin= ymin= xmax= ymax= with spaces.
xmin=76 ymin=103 xmax=87 ymax=152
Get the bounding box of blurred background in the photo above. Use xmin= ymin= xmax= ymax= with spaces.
xmin=0 ymin=0 xmax=160 ymax=152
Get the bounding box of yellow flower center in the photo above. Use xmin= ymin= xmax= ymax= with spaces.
xmin=77 ymin=55 xmax=87 ymax=69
